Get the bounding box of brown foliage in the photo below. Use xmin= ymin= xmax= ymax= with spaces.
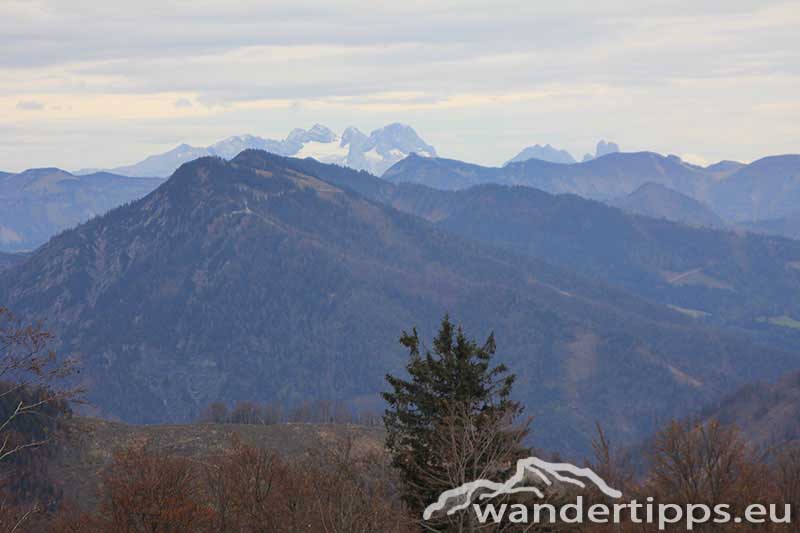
xmin=40 ymin=416 xmax=800 ymax=532
xmin=67 ymin=444 xmax=217 ymax=532
xmin=584 ymin=420 xmax=795 ymax=532
xmin=204 ymin=437 xmax=413 ymax=532
xmin=51 ymin=436 xmax=413 ymax=533
xmin=645 ymin=419 xmax=766 ymax=513
xmin=772 ymin=446 xmax=800 ymax=514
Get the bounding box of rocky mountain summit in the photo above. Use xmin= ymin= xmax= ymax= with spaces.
xmin=94 ymin=123 xmax=436 ymax=178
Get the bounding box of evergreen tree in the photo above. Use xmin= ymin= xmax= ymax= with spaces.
xmin=382 ymin=315 xmax=527 ymax=520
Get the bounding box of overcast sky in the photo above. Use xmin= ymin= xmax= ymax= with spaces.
xmin=1 ymin=0 xmax=798 ymax=172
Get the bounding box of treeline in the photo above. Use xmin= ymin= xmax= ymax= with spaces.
xmin=9 ymin=416 xmax=798 ymax=532
xmin=44 ymin=438 xmax=413 ymax=532
xmin=197 ymin=399 xmax=383 ymax=426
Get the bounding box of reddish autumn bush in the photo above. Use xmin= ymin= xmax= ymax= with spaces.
xmin=92 ymin=444 xmax=215 ymax=532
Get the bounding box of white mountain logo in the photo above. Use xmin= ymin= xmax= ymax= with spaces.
xmin=423 ymin=456 xmax=623 ymax=520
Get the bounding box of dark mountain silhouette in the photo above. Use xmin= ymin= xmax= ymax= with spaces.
xmin=608 ymin=182 xmax=725 ymax=228
xmin=0 ymin=167 xmax=163 ymax=251
xmin=1 ymin=151 xmax=796 ymax=456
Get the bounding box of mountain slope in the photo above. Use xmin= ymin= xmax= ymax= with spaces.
xmin=0 ymin=251 xmax=28 ymax=272
xmin=740 ymin=212 xmax=800 ymax=241
xmin=102 ymin=144 xmax=213 ymax=178
xmin=2 ymin=152 xmax=796 ymax=456
xmin=0 ymin=168 xmax=163 ymax=251
xmin=382 ymin=154 xmax=506 ymax=190
xmin=703 ymin=370 xmax=800 ymax=448
xmin=250 ymin=154 xmax=800 ymax=345
xmin=609 ymin=182 xmax=724 ymax=228
xmin=385 ymin=152 xmax=712 ymax=200
xmin=704 ymin=160 xmax=745 ymax=179
xmin=385 ymin=152 xmax=800 ymax=226
xmin=387 ymin=184 xmax=800 ymax=342
xmin=99 ymin=123 xmax=436 ymax=178
xmin=710 ymin=155 xmax=800 ymax=222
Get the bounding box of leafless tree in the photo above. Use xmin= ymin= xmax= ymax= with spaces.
xmin=0 ymin=307 xmax=80 ymax=531
xmin=643 ymin=418 xmax=766 ymax=531
xmin=417 ymin=401 xmax=534 ymax=532
xmin=770 ymin=445 xmax=800 ymax=526
xmin=589 ymin=424 xmax=634 ymax=498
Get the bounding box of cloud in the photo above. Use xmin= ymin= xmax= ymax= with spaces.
xmin=0 ymin=0 xmax=798 ymax=171
xmin=15 ymin=99 xmax=44 ymax=110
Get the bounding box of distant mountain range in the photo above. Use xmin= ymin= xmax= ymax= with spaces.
xmin=384 ymin=152 xmax=800 ymax=226
xmin=81 ymin=123 xmax=436 ymax=178
xmin=506 ymin=144 xmax=578 ymax=165
xmin=8 ymin=120 xmax=792 ymax=245
xmin=505 ymin=140 xmax=620 ymax=166
xmin=590 ymin=140 xmax=622 ymax=161
xmin=6 ymin=146 xmax=800 ymax=253
xmin=5 ymin=151 xmax=800 ymax=456
xmin=0 ymin=168 xmax=163 ymax=251
xmin=384 ymin=151 xmax=708 ymax=198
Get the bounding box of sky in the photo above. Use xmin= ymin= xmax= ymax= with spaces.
xmin=1 ymin=0 xmax=799 ymax=172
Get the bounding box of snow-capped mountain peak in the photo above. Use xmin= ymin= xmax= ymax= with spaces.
xmin=307 ymin=123 xmax=338 ymax=142
xmin=287 ymin=124 xmax=338 ymax=144
xmin=101 ymin=123 xmax=436 ymax=177
xmin=367 ymin=123 xmax=436 ymax=159
xmin=341 ymin=126 xmax=367 ymax=148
